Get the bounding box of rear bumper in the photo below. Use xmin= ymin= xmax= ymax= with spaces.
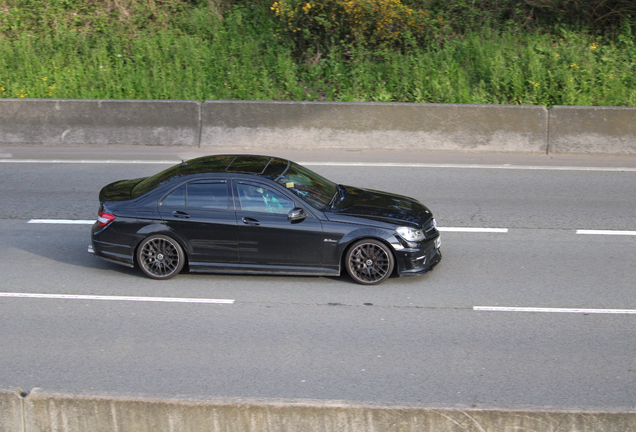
xmin=91 ymin=222 xmax=136 ymax=268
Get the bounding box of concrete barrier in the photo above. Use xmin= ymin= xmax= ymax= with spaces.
xmin=0 ymin=388 xmax=633 ymax=432
xmin=0 ymin=388 xmax=22 ymax=432
xmin=0 ymin=99 xmax=200 ymax=147
xmin=201 ymin=101 xmax=549 ymax=153
xmin=548 ymin=106 xmax=636 ymax=155
xmin=1 ymin=99 xmax=635 ymax=155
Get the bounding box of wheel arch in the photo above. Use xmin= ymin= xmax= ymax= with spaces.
xmin=338 ymin=228 xmax=398 ymax=278
xmin=132 ymin=224 xmax=191 ymax=267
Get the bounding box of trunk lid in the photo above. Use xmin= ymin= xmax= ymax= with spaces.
xmin=99 ymin=177 xmax=147 ymax=202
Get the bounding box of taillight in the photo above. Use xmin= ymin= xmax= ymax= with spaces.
xmin=97 ymin=210 xmax=116 ymax=227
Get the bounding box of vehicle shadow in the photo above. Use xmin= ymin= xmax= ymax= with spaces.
xmin=5 ymin=223 xmax=145 ymax=278
xmin=11 ymin=223 xmax=405 ymax=284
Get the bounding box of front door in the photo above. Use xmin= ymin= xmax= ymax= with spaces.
xmin=234 ymin=181 xmax=323 ymax=267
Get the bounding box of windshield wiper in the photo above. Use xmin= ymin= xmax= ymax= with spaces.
xmin=330 ymin=184 xmax=346 ymax=208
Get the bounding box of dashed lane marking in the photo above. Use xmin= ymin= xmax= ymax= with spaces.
xmin=27 ymin=219 xmax=512 ymax=232
xmin=28 ymin=219 xmax=94 ymax=224
xmin=26 ymin=221 xmax=636 ymax=235
xmin=437 ymin=227 xmax=508 ymax=233
xmin=474 ymin=306 xmax=636 ymax=315
xmin=577 ymin=230 xmax=636 ymax=236
xmin=0 ymin=292 xmax=234 ymax=304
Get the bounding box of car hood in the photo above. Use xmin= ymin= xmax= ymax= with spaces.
xmin=99 ymin=177 xmax=147 ymax=202
xmin=326 ymin=186 xmax=432 ymax=227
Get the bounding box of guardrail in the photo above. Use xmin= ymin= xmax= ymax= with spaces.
xmin=1 ymin=99 xmax=634 ymax=155
xmin=2 ymin=388 xmax=636 ymax=432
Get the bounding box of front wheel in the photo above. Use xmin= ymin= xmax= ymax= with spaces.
xmin=345 ymin=239 xmax=394 ymax=285
xmin=136 ymin=235 xmax=185 ymax=280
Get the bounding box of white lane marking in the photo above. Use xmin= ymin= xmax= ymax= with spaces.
xmin=0 ymin=159 xmax=176 ymax=164
xmin=437 ymin=227 xmax=508 ymax=233
xmin=26 ymin=219 xmax=513 ymax=232
xmin=302 ymin=162 xmax=636 ymax=172
xmin=474 ymin=306 xmax=636 ymax=314
xmin=28 ymin=219 xmax=94 ymax=225
xmin=0 ymin=292 xmax=234 ymax=304
xmin=2 ymin=159 xmax=636 ymax=172
xmin=576 ymin=230 xmax=636 ymax=236
xmin=24 ymin=221 xmax=636 ymax=237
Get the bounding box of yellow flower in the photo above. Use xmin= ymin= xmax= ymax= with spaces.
xmin=570 ymin=63 xmax=579 ymax=68
xmin=0 ymin=86 xmax=4 ymax=91
xmin=590 ymin=43 xmax=598 ymax=50
xmin=554 ymin=53 xmax=560 ymax=58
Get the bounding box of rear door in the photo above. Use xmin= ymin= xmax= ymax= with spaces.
xmin=158 ymin=179 xmax=238 ymax=263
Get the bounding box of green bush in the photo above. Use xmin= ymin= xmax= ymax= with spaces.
xmin=270 ymin=0 xmax=438 ymax=55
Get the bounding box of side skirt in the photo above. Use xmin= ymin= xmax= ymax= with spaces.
xmin=189 ymin=262 xmax=340 ymax=277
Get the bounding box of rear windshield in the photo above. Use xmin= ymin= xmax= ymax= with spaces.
xmin=132 ymin=165 xmax=180 ymax=198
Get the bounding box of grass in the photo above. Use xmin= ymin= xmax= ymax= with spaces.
xmin=0 ymin=1 xmax=634 ymax=106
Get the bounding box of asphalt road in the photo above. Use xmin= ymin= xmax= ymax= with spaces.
xmin=1 ymin=147 xmax=635 ymax=409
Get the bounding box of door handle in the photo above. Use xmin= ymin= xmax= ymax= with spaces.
xmin=242 ymin=217 xmax=260 ymax=226
xmin=173 ymin=211 xmax=190 ymax=219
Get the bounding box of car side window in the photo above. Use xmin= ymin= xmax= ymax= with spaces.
xmin=162 ymin=185 xmax=186 ymax=207
xmin=187 ymin=181 xmax=228 ymax=209
xmin=161 ymin=181 xmax=228 ymax=209
xmin=237 ymin=183 xmax=295 ymax=214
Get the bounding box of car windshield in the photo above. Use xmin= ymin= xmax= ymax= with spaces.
xmin=275 ymin=162 xmax=338 ymax=210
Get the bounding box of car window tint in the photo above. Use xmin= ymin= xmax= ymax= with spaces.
xmin=187 ymin=182 xmax=228 ymax=209
xmin=161 ymin=185 xmax=186 ymax=207
xmin=237 ymin=183 xmax=294 ymax=214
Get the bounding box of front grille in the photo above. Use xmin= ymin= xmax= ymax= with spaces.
xmin=424 ymin=219 xmax=438 ymax=237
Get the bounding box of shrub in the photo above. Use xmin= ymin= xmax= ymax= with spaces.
xmin=270 ymin=0 xmax=437 ymax=55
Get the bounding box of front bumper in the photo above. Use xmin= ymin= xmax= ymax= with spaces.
xmin=398 ymin=248 xmax=442 ymax=277
xmin=391 ymin=235 xmax=442 ymax=277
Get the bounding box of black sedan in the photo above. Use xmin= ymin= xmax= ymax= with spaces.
xmin=90 ymin=155 xmax=441 ymax=285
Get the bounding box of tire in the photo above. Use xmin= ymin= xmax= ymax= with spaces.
xmin=136 ymin=235 xmax=185 ymax=280
xmin=345 ymin=239 xmax=394 ymax=285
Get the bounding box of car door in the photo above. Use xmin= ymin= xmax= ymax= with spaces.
xmin=158 ymin=179 xmax=238 ymax=263
xmin=234 ymin=180 xmax=324 ymax=267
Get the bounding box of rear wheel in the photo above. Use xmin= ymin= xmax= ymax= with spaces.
xmin=136 ymin=235 xmax=185 ymax=280
xmin=345 ymin=239 xmax=394 ymax=285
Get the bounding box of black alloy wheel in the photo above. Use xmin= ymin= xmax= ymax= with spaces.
xmin=136 ymin=235 xmax=185 ymax=280
xmin=345 ymin=239 xmax=394 ymax=285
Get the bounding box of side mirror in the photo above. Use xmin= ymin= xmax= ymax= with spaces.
xmin=288 ymin=208 xmax=306 ymax=221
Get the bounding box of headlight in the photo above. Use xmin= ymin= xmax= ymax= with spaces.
xmin=396 ymin=226 xmax=425 ymax=242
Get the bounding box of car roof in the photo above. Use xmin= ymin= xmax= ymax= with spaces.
xmin=179 ymin=155 xmax=290 ymax=179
